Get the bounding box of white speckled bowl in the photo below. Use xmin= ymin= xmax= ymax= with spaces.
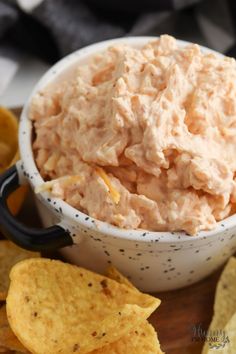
xmin=17 ymin=37 xmax=236 ymax=292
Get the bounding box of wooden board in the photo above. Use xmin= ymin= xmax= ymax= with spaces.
xmin=2 ymin=107 xmax=226 ymax=354
xmin=152 ymin=270 xmax=220 ymax=353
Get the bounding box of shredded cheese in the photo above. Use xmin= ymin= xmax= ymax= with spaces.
xmin=35 ymin=176 xmax=82 ymax=194
xmin=44 ymin=153 xmax=59 ymax=172
xmin=35 ymin=181 xmax=54 ymax=194
xmin=95 ymin=167 xmax=120 ymax=204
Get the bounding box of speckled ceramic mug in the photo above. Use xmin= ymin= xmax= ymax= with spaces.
xmin=0 ymin=37 xmax=236 ymax=292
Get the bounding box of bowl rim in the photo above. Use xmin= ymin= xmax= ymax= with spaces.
xmin=19 ymin=35 xmax=235 ymax=243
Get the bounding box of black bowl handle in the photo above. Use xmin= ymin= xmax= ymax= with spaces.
xmin=0 ymin=164 xmax=73 ymax=251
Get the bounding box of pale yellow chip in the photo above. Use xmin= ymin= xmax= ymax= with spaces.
xmin=89 ymin=320 xmax=164 ymax=354
xmin=206 ymin=312 xmax=236 ymax=353
xmin=223 ymin=312 xmax=236 ymax=354
xmin=0 ymin=241 xmax=40 ymax=300
xmin=106 ymin=266 xmax=135 ymax=289
xmin=7 ymin=258 xmax=160 ymax=354
xmin=0 ymin=306 xmax=28 ymax=353
xmin=202 ymin=257 xmax=236 ymax=353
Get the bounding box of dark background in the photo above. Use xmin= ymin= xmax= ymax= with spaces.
xmin=1 ymin=0 xmax=236 ymax=64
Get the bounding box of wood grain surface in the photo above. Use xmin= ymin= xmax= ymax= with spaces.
xmin=152 ymin=270 xmax=220 ymax=353
xmin=3 ymin=108 xmax=225 ymax=354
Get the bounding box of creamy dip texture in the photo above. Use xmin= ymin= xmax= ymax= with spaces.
xmin=31 ymin=35 xmax=236 ymax=235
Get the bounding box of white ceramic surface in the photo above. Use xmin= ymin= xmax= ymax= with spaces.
xmin=18 ymin=37 xmax=236 ymax=292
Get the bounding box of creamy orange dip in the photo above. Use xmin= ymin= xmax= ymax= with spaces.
xmin=31 ymin=35 xmax=236 ymax=235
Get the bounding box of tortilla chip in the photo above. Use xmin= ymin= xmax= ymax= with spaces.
xmin=0 ymin=241 xmax=40 ymax=300
xmin=202 ymin=257 xmax=236 ymax=353
xmin=7 ymin=185 xmax=28 ymax=217
xmin=0 ymin=351 xmax=25 ymax=354
xmin=206 ymin=311 xmax=236 ymax=353
xmin=105 ymin=267 xmax=164 ymax=353
xmin=0 ymin=306 xmax=28 ymax=353
xmin=0 ymin=347 xmax=26 ymax=353
xmin=0 ymin=350 xmax=26 ymax=353
xmin=106 ymin=266 xmax=135 ymax=289
xmin=220 ymin=312 xmax=236 ymax=354
xmin=0 ymin=107 xmax=18 ymax=173
xmin=0 ymin=107 xmax=27 ymax=215
xmin=89 ymin=320 xmax=163 ymax=354
xmin=7 ymin=258 xmax=160 ymax=354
